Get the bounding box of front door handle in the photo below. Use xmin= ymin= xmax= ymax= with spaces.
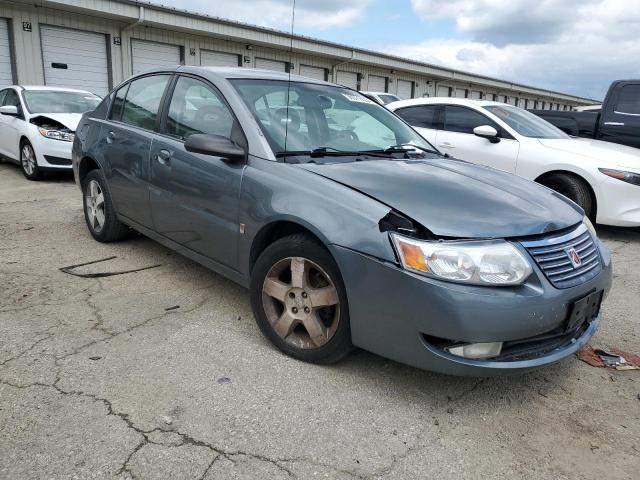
xmin=603 ymin=121 xmax=625 ymax=126
xmin=156 ymin=149 xmax=172 ymax=166
xmin=106 ymin=131 xmax=116 ymax=144
xmin=438 ymin=142 xmax=454 ymax=149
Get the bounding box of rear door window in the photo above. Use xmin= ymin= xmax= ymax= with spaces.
xmin=443 ymin=106 xmax=499 ymax=134
xmin=396 ymin=105 xmax=439 ymax=128
xmin=120 ymin=75 xmax=171 ymax=131
xmin=614 ymin=84 xmax=640 ymax=114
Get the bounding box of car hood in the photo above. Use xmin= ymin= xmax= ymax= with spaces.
xmin=29 ymin=113 xmax=82 ymax=131
xmin=297 ymin=157 xmax=582 ymax=238
xmin=537 ymin=137 xmax=640 ymax=169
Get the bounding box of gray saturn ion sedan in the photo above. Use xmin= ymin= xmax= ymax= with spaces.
xmin=72 ymin=67 xmax=612 ymax=376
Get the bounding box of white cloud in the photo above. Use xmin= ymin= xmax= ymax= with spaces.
xmin=396 ymin=0 xmax=640 ymax=99
xmin=171 ymin=0 xmax=371 ymax=30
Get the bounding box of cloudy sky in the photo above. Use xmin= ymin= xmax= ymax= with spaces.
xmin=173 ymin=0 xmax=640 ymax=100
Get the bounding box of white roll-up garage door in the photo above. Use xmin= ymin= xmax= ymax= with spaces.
xmin=336 ymin=71 xmax=358 ymax=89
xmin=368 ymin=75 xmax=386 ymax=92
xmin=470 ymin=90 xmax=482 ymax=99
xmin=437 ymin=85 xmax=450 ymax=97
xmin=41 ymin=26 xmax=109 ymax=96
xmin=397 ymin=80 xmax=413 ymax=99
xmin=455 ymin=88 xmax=467 ymax=98
xmin=201 ymin=50 xmax=239 ymax=67
xmin=255 ymin=58 xmax=287 ymax=72
xmin=299 ymin=64 xmax=325 ymax=81
xmin=0 ymin=19 xmax=12 ymax=86
xmin=131 ymin=39 xmax=181 ymax=76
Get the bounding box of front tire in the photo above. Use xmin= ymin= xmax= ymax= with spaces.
xmin=82 ymin=169 xmax=129 ymax=242
xmin=20 ymin=140 xmax=41 ymax=181
xmin=539 ymin=173 xmax=594 ymax=219
xmin=250 ymin=234 xmax=353 ymax=364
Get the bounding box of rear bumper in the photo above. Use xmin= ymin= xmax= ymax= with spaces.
xmin=330 ymin=241 xmax=612 ymax=376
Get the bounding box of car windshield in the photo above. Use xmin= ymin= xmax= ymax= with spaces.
xmin=230 ymin=79 xmax=434 ymax=158
xmin=378 ymin=94 xmax=400 ymax=104
xmin=23 ymin=91 xmax=102 ymax=114
xmin=485 ymin=105 xmax=569 ymax=139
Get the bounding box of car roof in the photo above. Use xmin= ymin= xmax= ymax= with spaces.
xmin=14 ymin=85 xmax=97 ymax=94
xmin=136 ymin=65 xmax=335 ymax=86
xmin=387 ymin=97 xmax=509 ymax=110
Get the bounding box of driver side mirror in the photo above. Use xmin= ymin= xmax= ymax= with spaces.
xmin=473 ymin=125 xmax=500 ymax=143
xmin=184 ymin=134 xmax=246 ymax=163
xmin=0 ymin=105 xmax=19 ymax=117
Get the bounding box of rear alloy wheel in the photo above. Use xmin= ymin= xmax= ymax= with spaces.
xmin=251 ymin=234 xmax=353 ymax=363
xmin=82 ymin=169 xmax=129 ymax=242
xmin=20 ymin=141 xmax=41 ymax=180
xmin=540 ymin=173 xmax=594 ymax=219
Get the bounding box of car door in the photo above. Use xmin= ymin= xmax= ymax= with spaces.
xmin=100 ymin=74 xmax=172 ymax=228
xmin=393 ymin=104 xmax=440 ymax=145
xmin=598 ymin=82 xmax=640 ymax=149
xmin=437 ymin=105 xmax=519 ymax=173
xmin=0 ymin=88 xmax=26 ymax=160
xmin=148 ymin=75 xmax=245 ymax=270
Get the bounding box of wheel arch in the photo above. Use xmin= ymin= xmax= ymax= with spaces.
xmin=249 ymin=219 xmax=329 ymax=274
xmin=78 ymin=156 xmax=101 ymax=187
xmin=535 ymin=169 xmax=598 ymax=219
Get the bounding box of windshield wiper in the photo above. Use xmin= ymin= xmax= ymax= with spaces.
xmin=275 ymin=147 xmax=394 ymax=159
xmin=382 ymin=144 xmax=441 ymax=155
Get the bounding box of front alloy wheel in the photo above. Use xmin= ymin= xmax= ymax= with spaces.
xmin=20 ymin=142 xmax=40 ymax=180
xmin=250 ymin=234 xmax=353 ymax=364
xmin=262 ymin=257 xmax=340 ymax=349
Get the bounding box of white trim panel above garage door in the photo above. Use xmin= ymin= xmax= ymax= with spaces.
xmin=0 ymin=19 xmax=12 ymax=86
xmin=255 ymin=58 xmax=287 ymax=72
xmin=131 ymin=39 xmax=182 ymax=76
xmin=336 ymin=71 xmax=358 ymax=89
xmin=201 ymin=50 xmax=240 ymax=67
xmin=299 ymin=64 xmax=325 ymax=81
xmin=41 ymin=26 xmax=109 ymax=95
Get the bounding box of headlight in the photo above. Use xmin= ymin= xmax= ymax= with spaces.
xmin=391 ymin=234 xmax=532 ymax=286
xmin=599 ymin=168 xmax=640 ymax=186
xmin=38 ymin=127 xmax=75 ymax=142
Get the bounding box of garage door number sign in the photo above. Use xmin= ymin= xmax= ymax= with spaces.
xmin=22 ymin=22 xmax=32 ymax=32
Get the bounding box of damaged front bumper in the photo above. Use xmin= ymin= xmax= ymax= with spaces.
xmin=329 ymin=240 xmax=612 ymax=376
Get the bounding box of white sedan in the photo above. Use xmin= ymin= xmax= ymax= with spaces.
xmin=388 ymin=97 xmax=640 ymax=227
xmin=0 ymin=86 xmax=101 ymax=180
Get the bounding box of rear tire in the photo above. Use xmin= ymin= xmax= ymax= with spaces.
xmin=539 ymin=173 xmax=594 ymax=219
xmin=20 ymin=140 xmax=41 ymax=181
xmin=250 ymin=233 xmax=353 ymax=364
xmin=82 ymin=169 xmax=129 ymax=242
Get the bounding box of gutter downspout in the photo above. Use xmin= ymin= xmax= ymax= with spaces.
xmin=120 ymin=5 xmax=145 ymax=78
xmin=331 ymin=49 xmax=355 ymax=84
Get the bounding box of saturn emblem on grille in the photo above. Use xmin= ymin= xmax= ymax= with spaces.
xmin=566 ymin=247 xmax=582 ymax=268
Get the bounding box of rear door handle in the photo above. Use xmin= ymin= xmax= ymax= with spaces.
xmin=603 ymin=122 xmax=625 ymax=126
xmin=156 ymin=149 xmax=172 ymax=166
xmin=106 ymin=131 xmax=116 ymax=144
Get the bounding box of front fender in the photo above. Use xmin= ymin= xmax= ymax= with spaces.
xmin=238 ymin=157 xmax=398 ymax=277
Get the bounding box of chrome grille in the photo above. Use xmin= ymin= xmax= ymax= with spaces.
xmin=521 ymin=224 xmax=602 ymax=289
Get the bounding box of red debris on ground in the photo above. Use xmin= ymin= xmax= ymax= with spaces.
xmin=576 ymin=345 xmax=640 ymax=370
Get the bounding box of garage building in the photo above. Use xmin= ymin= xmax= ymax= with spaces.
xmin=0 ymin=0 xmax=597 ymax=109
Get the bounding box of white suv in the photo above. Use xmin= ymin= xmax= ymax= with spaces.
xmin=0 ymin=86 xmax=101 ymax=180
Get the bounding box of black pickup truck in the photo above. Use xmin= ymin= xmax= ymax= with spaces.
xmin=530 ymin=80 xmax=640 ymax=149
